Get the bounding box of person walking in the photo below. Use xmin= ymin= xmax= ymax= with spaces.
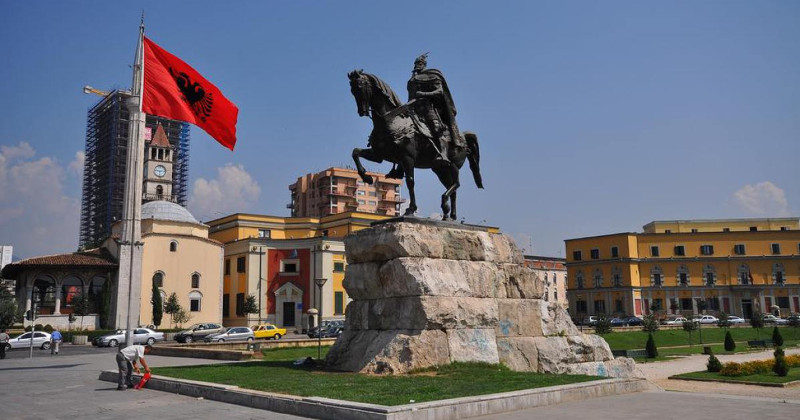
xmin=0 ymin=329 xmax=10 ymax=359
xmin=50 ymin=329 xmax=63 ymax=355
xmin=116 ymin=344 xmax=152 ymax=390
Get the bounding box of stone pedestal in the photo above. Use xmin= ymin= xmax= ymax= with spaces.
xmin=325 ymin=218 xmax=639 ymax=378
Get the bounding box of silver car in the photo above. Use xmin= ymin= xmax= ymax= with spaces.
xmin=6 ymin=331 xmax=52 ymax=350
xmin=95 ymin=328 xmax=164 ymax=347
xmin=204 ymin=327 xmax=254 ymax=343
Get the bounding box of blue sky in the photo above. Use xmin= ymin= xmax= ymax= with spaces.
xmin=1 ymin=1 xmax=798 ymax=258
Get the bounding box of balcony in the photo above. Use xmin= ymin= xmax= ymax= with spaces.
xmin=379 ymin=196 xmax=406 ymax=203
xmin=143 ymin=193 xmax=178 ymax=203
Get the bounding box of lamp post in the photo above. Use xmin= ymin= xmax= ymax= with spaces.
xmin=314 ymin=277 xmax=328 ymax=361
xmin=253 ymin=246 xmax=265 ymax=325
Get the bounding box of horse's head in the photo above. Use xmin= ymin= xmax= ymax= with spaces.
xmin=348 ymin=69 xmax=372 ymax=117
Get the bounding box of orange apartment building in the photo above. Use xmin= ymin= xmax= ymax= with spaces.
xmin=289 ymin=167 xmax=404 ymax=218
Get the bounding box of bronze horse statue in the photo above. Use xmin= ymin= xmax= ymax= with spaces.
xmin=348 ymin=70 xmax=483 ymax=220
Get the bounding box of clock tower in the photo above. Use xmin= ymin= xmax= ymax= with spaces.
xmin=143 ymin=123 xmax=174 ymax=202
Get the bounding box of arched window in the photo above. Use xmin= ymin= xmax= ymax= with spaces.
xmin=703 ymin=264 xmax=717 ymax=286
xmin=170 ymin=241 xmax=178 ymax=252
xmin=737 ymin=264 xmax=750 ymax=285
xmin=89 ymin=277 xmax=106 ymax=310
xmin=575 ymin=270 xmax=584 ymax=289
xmin=153 ymin=272 xmax=164 ymax=288
xmin=772 ymin=263 xmax=785 ymax=285
xmin=611 ymin=266 xmax=622 ymax=287
xmin=191 ymin=273 xmax=200 ymax=289
xmin=156 ymin=185 xmax=163 ymax=198
xmin=593 ymin=269 xmax=603 ymax=288
xmin=33 ymin=278 xmax=56 ymax=312
xmin=677 ymin=265 xmax=690 ymax=286
xmin=189 ymin=291 xmax=202 ymax=312
xmin=61 ymin=277 xmax=84 ymax=308
xmin=650 ymin=266 xmax=663 ymax=287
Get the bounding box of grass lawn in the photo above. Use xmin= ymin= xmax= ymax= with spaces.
xmin=152 ymin=346 xmax=601 ymax=406
xmin=672 ymin=368 xmax=800 ymax=386
xmin=600 ymin=326 xmax=800 ymax=351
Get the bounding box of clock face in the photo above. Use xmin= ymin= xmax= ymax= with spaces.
xmin=154 ymin=165 xmax=166 ymax=178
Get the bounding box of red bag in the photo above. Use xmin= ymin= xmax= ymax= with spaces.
xmin=134 ymin=372 xmax=152 ymax=389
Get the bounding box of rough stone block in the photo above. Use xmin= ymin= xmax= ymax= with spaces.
xmin=325 ymin=329 xmax=450 ymax=374
xmin=446 ymin=328 xmax=500 ymax=364
xmin=496 ymin=300 xmax=579 ymax=337
xmin=496 ymin=337 xmax=539 ymax=371
xmin=356 ymin=296 xmax=498 ymax=330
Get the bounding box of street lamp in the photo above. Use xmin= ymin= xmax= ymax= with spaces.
xmin=314 ymin=277 xmax=328 ymax=361
xmin=253 ymin=246 xmax=265 ymax=325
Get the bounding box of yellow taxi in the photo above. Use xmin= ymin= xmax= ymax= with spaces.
xmin=253 ymin=324 xmax=287 ymax=340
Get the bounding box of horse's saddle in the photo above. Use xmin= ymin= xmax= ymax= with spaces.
xmin=383 ymin=100 xmax=433 ymax=141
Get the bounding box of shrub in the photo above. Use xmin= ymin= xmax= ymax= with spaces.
xmin=34 ymin=323 xmax=44 ymax=331
xmin=646 ymin=333 xmax=658 ymax=358
xmin=594 ymin=314 xmax=612 ymax=335
xmin=773 ymin=347 xmax=788 ymax=377
xmin=724 ymin=330 xmax=736 ymax=352
xmin=785 ymin=354 xmax=800 ymax=368
xmin=682 ymin=320 xmax=698 ymax=346
xmin=707 ymin=354 xmax=722 ymax=372
xmin=750 ymin=312 xmax=764 ymax=339
xmin=772 ymin=327 xmax=784 ymax=347
xmin=741 ymin=360 xmax=772 ymax=375
xmin=720 ymin=362 xmax=745 ymax=377
xmin=716 ymin=312 xmax=731 ymax=329
xmin=642 ymin=313 xmax=659 ymax=334
xmin=43 ymin=324 xmax=54 ymax=333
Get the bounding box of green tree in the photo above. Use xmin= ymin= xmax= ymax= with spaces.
xmin=71 ymin=293 xmax=91 ymax=330
xmin=151 ymin=281 xmax=163 ymax=328
xmin=772 ymin=326 xmax=784 ymax=347
xmin=724 ymin=330 xmax=736 ymax=352
xmin=642 ymin=313 xmax=660 ymax=334
xmin=750 ymin=312 xmax=764 ymax=340
xmin=682 ymin=320 xmax=698 ymax=348
xmin=646 ymin=333 xmax=658 ymax=359
xmin=173 ymin=308 xmax=191 ymax=328
xmin=594 ymin=313 xmax=612 ymax=335
xmin=707 ymin=353 xmax=722 ymax=372
xmin=773 ymin=347 xmax=788 ymax=377
xmin=716 ymin=312 xmax=731 ymax=329
xmin=241 ymin=294 xmax=258 ymax=318
xmin=164 ymin=292 xmax=182 ymax=328
xmin=0 ymin=288 xmax=22 ymax=329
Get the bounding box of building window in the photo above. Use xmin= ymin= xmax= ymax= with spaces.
xmin=236 ymin=293 xmax=244 ymax=316
xmin=773 ymin=263 xmax=785 ymax=285
xmin=322 ymin=229 xmax=329 ymax=237
xmin=777 ymin=296 xmax=790 ymax=309
xmin=334 ymin=262 xmax=345 ymax=272
xmin=224 ymin=259 xmax=230 ymax=275
xmin=368 ymin=191 xmax=377 ymax=197
xmin=733 ymin=244 xmax=746 ymax=255
xmin=691 ymin=229 xmax=698 ymax=233
xmin=593 ymin=269 xmax=603 ymax=288
xmin=680 ymin=298 xmax=693 ymax=311
xmin=576 ymin=300 xmax=587 ymax=313
xmin=590 ymin=249 xmax=599 ymax=259
xmin=236 ymin=257 xmax=245 ymax=273
xmin=153 ymin=272 xmax=163 ymax=288
xmin=651 ymin=299 xmax=663 ymax=311
xmin=664 ymin=229 xmax=672 ymax=234
xmin=357 ymin=199 xmax=366 ymax=205
xmin=723 ymin=228 xmax=730 ymax=232
xmin=611 ymin=246 xmax=619 ymax=258
xmin=572 ymin=251 xmax=582 ymax=261
xmin=258 ymin=229 xmax=271 ymax=238
xmin=650 ymin=246 xmax=659 ymax=257
xmin=676 ymin=265 xmax=690 ymax=287
xmin=749 ymin=226 xmax=757 ymax=231
xmin=780 ymin=226 xmax=788 ymax=231
xmin=615 ymin=299 xmax=624 ymax=314
xmin=737 ymin=264 xmax=750 ymax=285
xmin=222 ymin=294 xmax=229 ymax=317
xmin=368 ymin=200 xmax=377 ymax=206
xmin=771 ymin=243 xmax=781 ymax=255
xmin=357 ymin=190 xmax=365 ymax=196
xmin=61 ymin=277 xmax=83 ymax=308
xmin=700 ymin=245 xmax=714 ymax=255
xmin=674 ymin=245 xmax=685 ymax=256
xmin=189 ymin=291 xmax=202 ymax=312
xmin=170 ymin=241 xmax=178 ymax=252
xmin=594 ymin=300 xmax=606 ymax=314
xmin=191 ymin=273 xmax=200 ymax=289
xmin=611 ymin=266 xmax=622 ymax=287
xmin=650 ymin=266 xmax=663 ymax=287
xmin=575 ymin=271 xmax=584 ymax=289
xmin=334 ymin=291 xmax=344 ymax=314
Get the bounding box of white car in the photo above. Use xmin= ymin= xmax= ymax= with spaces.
xmin=5 ymin=331 xmax=52 ymax=350
xmin=762 ymin=314 xmax=788 ymax=325
xmin=695 ymin=315 xmax=719 ymax=324
xmin=727 ymin=316 xmax=746 ymax=324
xmin=663 ymin=316 xmax=689 ymax=325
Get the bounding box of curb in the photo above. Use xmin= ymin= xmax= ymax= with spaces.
xmin=668 ymin=375 xmax=800 ymax=388
xmin=99 ymin=371 xmax=649 ymax=420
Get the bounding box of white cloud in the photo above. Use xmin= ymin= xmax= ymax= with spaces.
xmin=68 ymin=151 xmax=85 ymax=177
xmin=188 ymin=164 xmax=261 ymax=220
xmin=732 ymin=181 xmax=791 ymax=217
xmin=0 ymin=142 xmax=82 ymax=257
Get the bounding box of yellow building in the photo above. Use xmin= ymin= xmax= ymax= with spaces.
xmin=206 ymin=211 xmax=390 ymax=331
xmin=565 ymin=218 xmax=800 ymax=319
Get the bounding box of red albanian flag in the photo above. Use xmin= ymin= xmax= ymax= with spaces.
xmin=143 ymin=37 xmax=239 ymax=150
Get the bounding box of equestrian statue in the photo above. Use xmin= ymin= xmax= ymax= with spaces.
xmin=349 ymin=54 xmax=483 ymax=221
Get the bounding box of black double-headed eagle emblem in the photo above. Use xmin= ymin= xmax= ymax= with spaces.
xmin=169 ymin=67 xmax=214 ymax=122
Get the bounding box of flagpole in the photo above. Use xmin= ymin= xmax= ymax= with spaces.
xmin=121 ymin=14 xmax=146 ymax=348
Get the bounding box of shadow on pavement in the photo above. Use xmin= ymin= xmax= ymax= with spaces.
xmin=0 ymin=363 xmax=89 ymax=371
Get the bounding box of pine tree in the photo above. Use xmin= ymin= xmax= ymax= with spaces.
xmin=772 ymin=326 xmax=784 ymax=347
xmin=707 ymin=353 xmax=722 ymax=372
xmin=724 ymin=330 xmax=736 ymax=352
xmin=646 ymin=333 xmax=658 ymax=359
xmin=151 ymin=281 xmax=163 ymax=328
xmin=773 ymin=347 xmax=788 ymax=377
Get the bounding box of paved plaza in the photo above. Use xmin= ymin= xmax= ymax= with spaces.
xmin=1 ymin=344 xmax=798 ymax=419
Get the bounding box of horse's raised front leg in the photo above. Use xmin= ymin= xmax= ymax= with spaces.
xmin=401 ymin=157 xmax=417 ymax=216
xmin=352 ymin=147 xmax=382 ymax=184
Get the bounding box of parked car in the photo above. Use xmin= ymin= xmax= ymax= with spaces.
xmin=307 ymin=320 xmax=344 ymax=338
xmin=663 ymin=316 xmax=689 ymax=325
xmin=6 ymin=331 xmax=52 ymax=350
xmin=727 ymin=316 xmax=746 ymax=324
xmin=609 ymin=318 xmax=627 ymax=327
xmin=623 ymin=316 xmax=643 ymax=326
xmin=204 ymin=327 xmax=255 ymax=343
xmin=694 ymin=315 xmax=719 ymax=325
xmin=174 ymin=323 xmax=224 ymax=343
xmin=93 ymin=328 xmax=164 ymax=347
xmin=253 ymin=324 xmax=286 ymax=340
xmin=762 ymin=314 xmax=788 ymax=325
xmin=309 ymin=325 xmax=343 ymax=339
xmin=580 ymin=316 xmax=599 ymax=326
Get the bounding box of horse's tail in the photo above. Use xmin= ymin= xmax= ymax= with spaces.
xmin=465 ymin=131 xmax=484 ymax=189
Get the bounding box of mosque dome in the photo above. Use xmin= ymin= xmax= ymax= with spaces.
xmin=141 ymin=200 xmax=200 ymax=224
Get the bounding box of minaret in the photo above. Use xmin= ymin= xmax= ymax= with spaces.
xmin=143 ymin=123 xmax=174 ymax=201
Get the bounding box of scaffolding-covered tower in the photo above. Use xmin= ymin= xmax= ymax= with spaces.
xmin=79 ymin=90 xmax=190 ymax=248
